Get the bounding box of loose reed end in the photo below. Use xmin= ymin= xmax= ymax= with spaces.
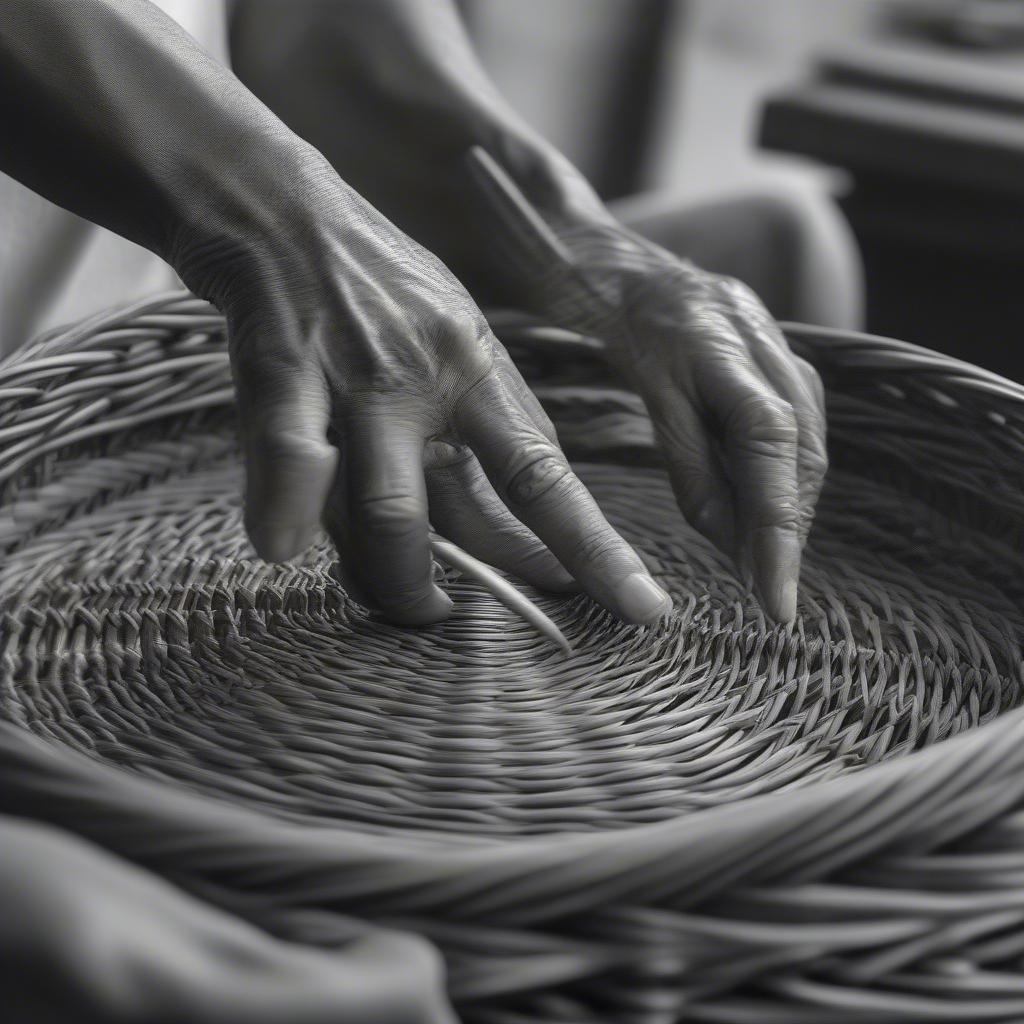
xmin=428 ymin=533 xmax=572 ymax=655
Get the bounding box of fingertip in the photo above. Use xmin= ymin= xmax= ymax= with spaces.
xmin=613 ymin=573 xmax=673 ymax=625
xmin=751 ymin=527 xmax=801 ymax=624
xmin=248 ymin=524 xmax=313 ymax=563
xmin=378 ymin=586 xmax=454 ymax=627
xmin=772 ymin=576 xmax=799 ymax=624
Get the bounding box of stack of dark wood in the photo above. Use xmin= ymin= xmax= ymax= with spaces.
xmin=760 ymin=39 xmax=1024 ymax=380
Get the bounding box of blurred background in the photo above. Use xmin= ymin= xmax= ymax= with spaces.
xmin=463 ymin=0 xmax=1024 ymax=379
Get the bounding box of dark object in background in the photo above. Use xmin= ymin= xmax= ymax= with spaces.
xmin=760 ymin=38 xmax=1024 ymax=381
xmin=888 ymin=0 xmax=1024 ymax=51
xmin=576 ymin=0 xmax=676 ymax=200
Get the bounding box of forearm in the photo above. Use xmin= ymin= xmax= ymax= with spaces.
xmin=0 ymin=0 xmax=312 ymax=275
xmin=230 ymin=0 xmax=615 ymax=297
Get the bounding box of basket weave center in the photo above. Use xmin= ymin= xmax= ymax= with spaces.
xmin=3 ymin=419 xmax=1021 ymax=840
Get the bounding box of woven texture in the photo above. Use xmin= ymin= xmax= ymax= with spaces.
xmin=4 ymin=291 xmax=1024 ymax=1022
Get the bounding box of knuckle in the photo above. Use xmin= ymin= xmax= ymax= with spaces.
xmin=714 ymin=273 xmax=758 ymax=307
xmin=434 ymin=308 xmax=481 ymax=341
xmin=680 ymin=304 xmax=735 ymax=341
xmin=801 ymin=441 xmax=829 ymax=482
xmin=709 ymin=274 xmax=775 ymax=326
xmin=435 ymin=314 xmax=494 ymax=377
xmin=505 ymin=448 xmax=573 ymax=508
xmin=252 ymin=429 xmax=334 ymax=473
xmin=727 ymin=392 xmax=798 ymax=447
xmin=755 ymin=497 xmax=804 ymax=533
xmin=424 ymin=438 xmax=474 ymax=471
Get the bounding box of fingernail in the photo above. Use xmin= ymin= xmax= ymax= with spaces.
xmin=617 ymin=573 xmax=672 ymax=624
xmin=753 ymin=530 xmax=801 ymax=623
xmin=776 ymin=576 xmax=798 ymax=623
xmin=250 ymin=525 xmax=310 ymax=563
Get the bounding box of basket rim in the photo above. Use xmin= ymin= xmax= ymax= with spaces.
xmin=4 ymin=697 xmax=1024 ymax=911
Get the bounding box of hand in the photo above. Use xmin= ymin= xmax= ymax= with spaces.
xmin=223 ymin=0 xmax=820 ymax=621
xmin=2 ymin=816 xmax=457 ymax=1024
xmin=0 ymin=0 xmax=670 ymax=626
xmin=468 ymin=148 xmax=827 ymax=622
xmin=170 ymin=146 xmax=672 ymax=626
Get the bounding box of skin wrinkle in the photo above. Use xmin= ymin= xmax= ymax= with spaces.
xmin=506 ymin=454 xmax=573 ymax=508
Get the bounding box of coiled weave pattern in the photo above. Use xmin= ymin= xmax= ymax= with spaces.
xmin=4 ymin=292 xmax=1024 ymax=1022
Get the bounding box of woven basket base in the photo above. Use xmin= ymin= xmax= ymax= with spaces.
xmin=3 ymin=414 xmax=1022 ymax=842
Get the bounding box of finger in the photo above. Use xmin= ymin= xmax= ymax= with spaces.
xmin=235 ymin=353 xmax=337 ymax=563
xmin=745 ymin=334 xmax=829 ymax=549
xmin=336 ymin=411 xmax=452 ymax=626
xmin=456 ymin=373 xmax=671 ymax=624
xmin=642 ymin=384 xmax=737 ymax=562
xmin=322 ymin=453 xmax=368 ymax=605
xmin=700 ymin=357 xmax=801 ymax=622
xmin=424 ymin=439 xmax=577 ymax=592
xmin=489 ymin=339 xmax=560 ymax=443
xmin=328 ymin=556 xmax=378 ymax=611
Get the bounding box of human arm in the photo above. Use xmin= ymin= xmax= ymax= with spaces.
xmin=230 ymin=0 xmax=828 ymax=621
xmin=0 ymin=0 xmax=671 ymax=626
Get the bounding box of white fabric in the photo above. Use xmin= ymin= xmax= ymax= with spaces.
xmin=0 ymin=2 xmax=229 ymax=355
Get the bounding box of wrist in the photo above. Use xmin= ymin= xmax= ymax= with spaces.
xmin=163 ymin=130 xmax=337 ymax=311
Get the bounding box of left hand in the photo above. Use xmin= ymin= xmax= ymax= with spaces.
xmin=469 ymin=148 xmax=827 ymax=623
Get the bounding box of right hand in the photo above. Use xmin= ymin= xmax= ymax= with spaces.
xmin=3 ymin=816 xmax=457 ymax=1024
xmin=170 ymin=142 xmax=672 ymax=626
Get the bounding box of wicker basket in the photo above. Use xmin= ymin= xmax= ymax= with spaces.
xmin=4 ymin=291 xmax=1024 ymax=1023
